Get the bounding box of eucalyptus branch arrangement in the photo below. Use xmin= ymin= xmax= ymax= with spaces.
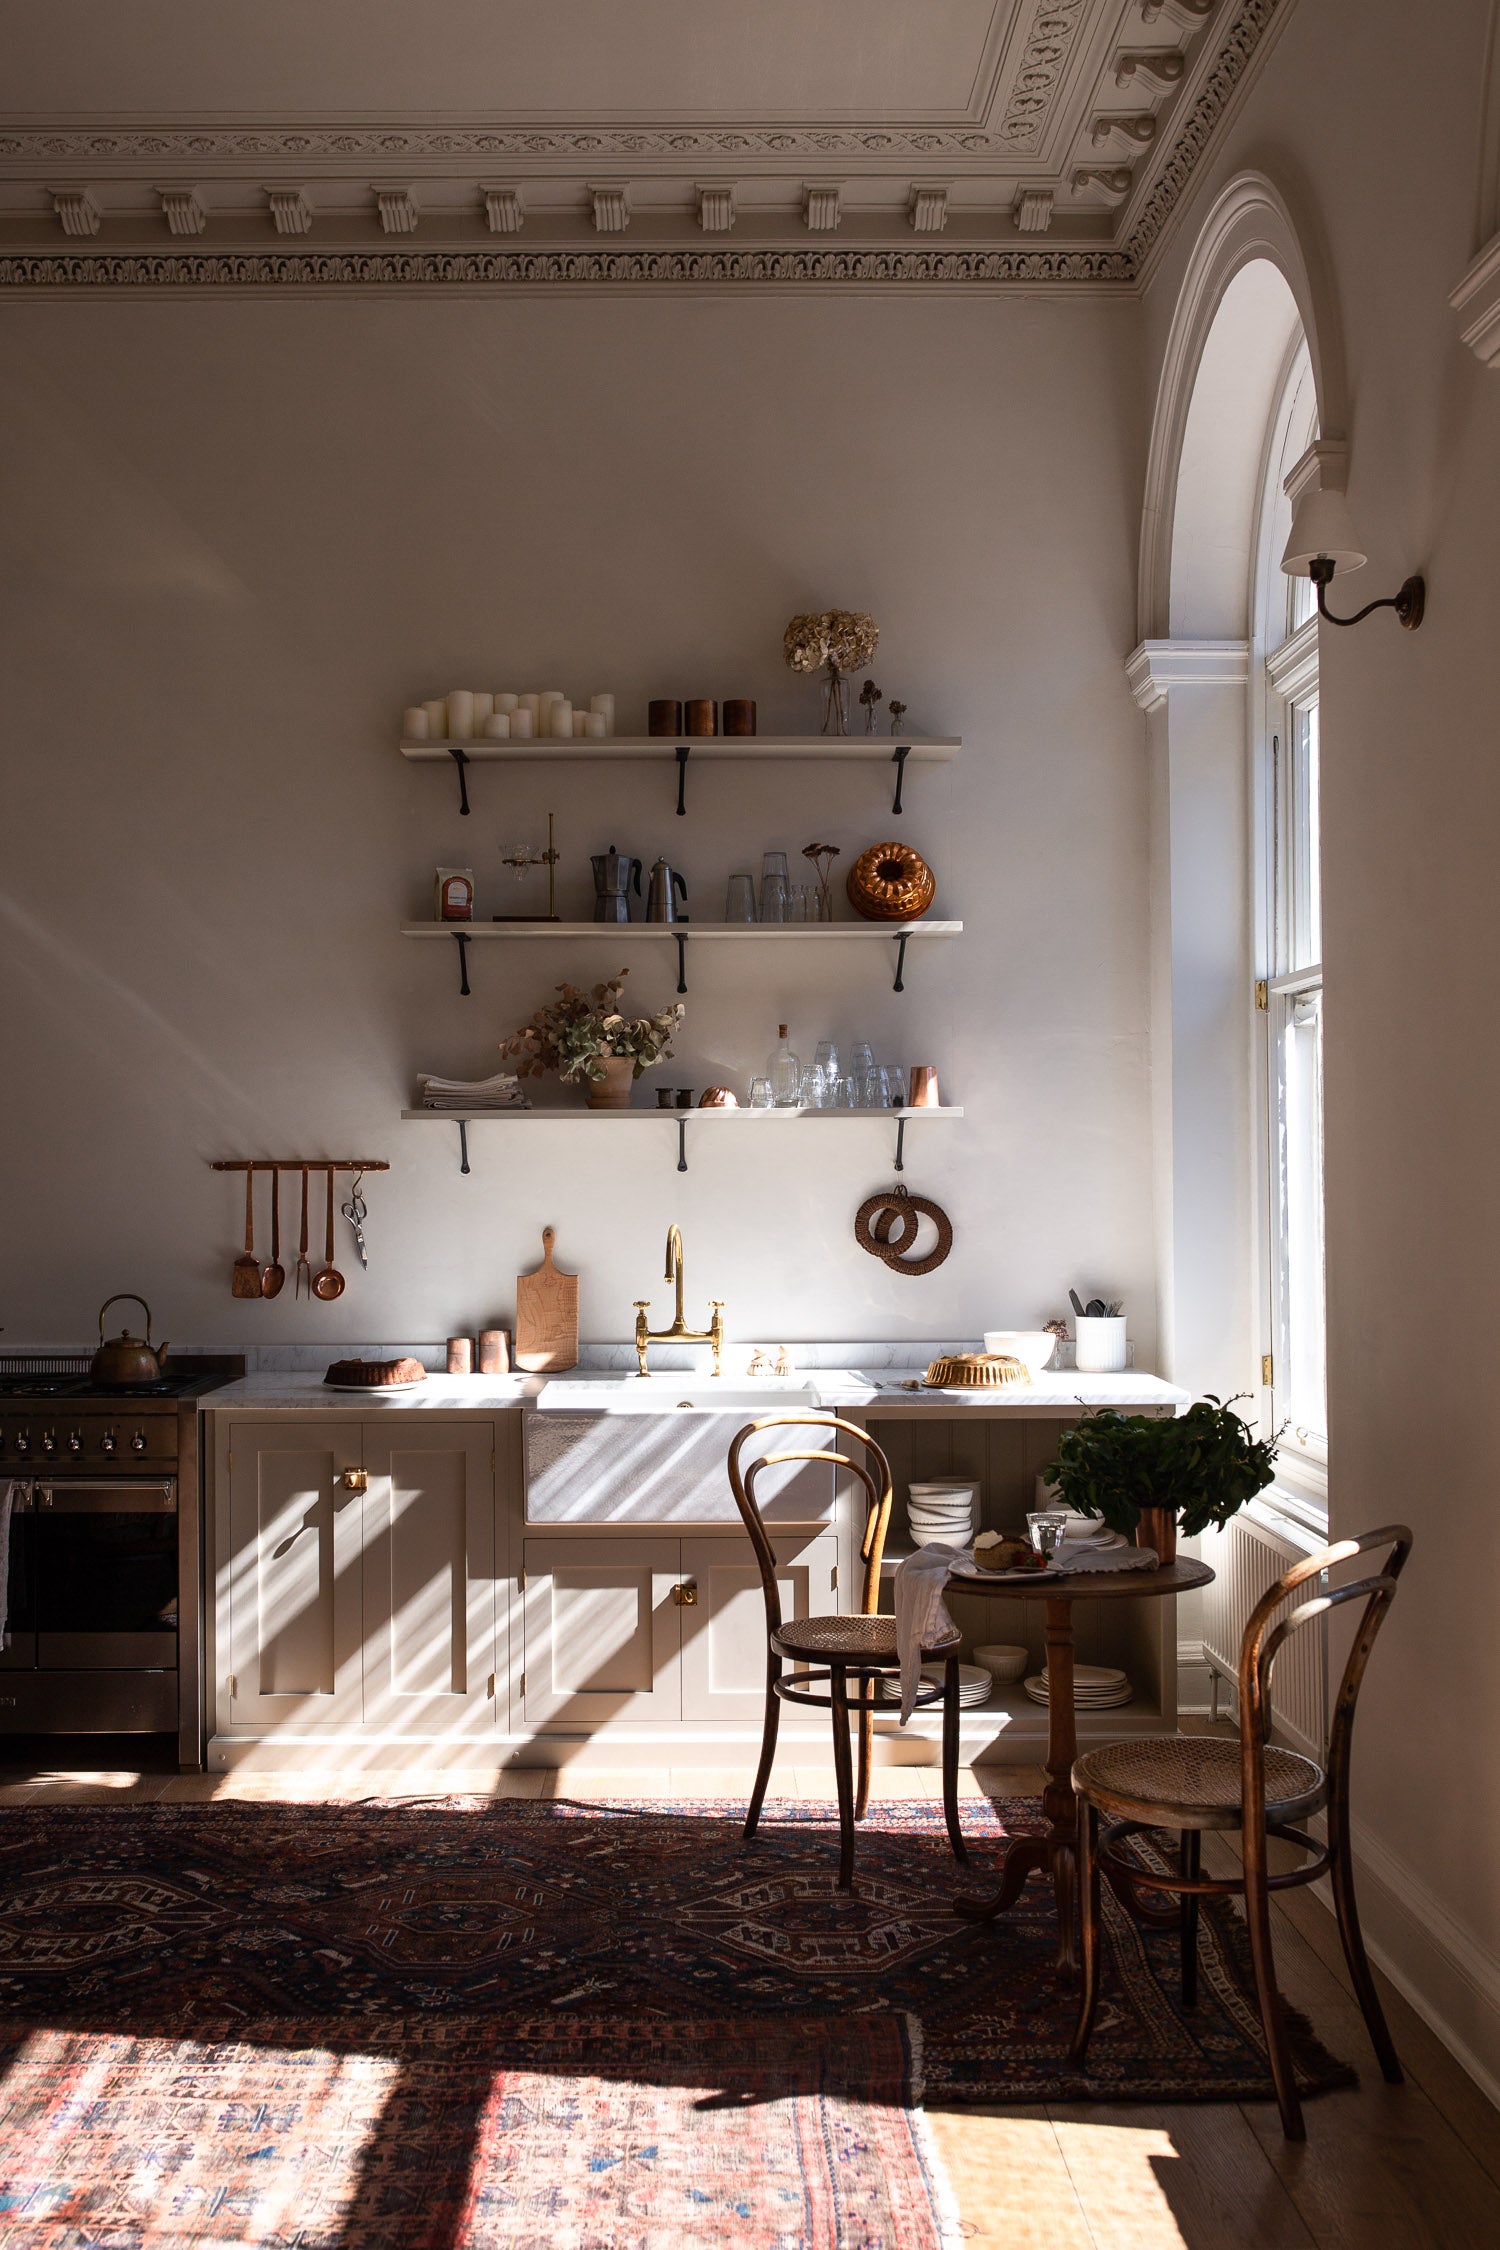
xmin=1045 ymin=1395 xmax=1280 ymax=1540
xmin=500 ymin=972 xmax=683 ymax=1087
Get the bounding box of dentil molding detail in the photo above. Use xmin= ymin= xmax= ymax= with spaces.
xmin=0 ymin=245 xmax=1135 ymax=291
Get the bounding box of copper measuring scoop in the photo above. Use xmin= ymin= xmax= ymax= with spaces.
xmin=312 ymin=1166 xmax=346 ymax=1300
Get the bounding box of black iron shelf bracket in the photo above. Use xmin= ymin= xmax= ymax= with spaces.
xmin=892 ymin=931 xmax=910 ymax=992
xmin=891 ymin=742 xmax=910 ymax=815
xmin=447 ymin=742 xmax=472 ymax=816
xmin=894 ymin=1116 xmax=907 ymax=1173
xmin=675 ymin=743 xmax=690 ymax=815
xmin=677 ymin=1117 xmax=689 ymax=1173
xmin=674 ymin=932 xmax=689 ymax=994
xmin=453 ymin=930 xmax=472 ymax=997
xmin=457 ymin=1119 xmax=471 ymax=1176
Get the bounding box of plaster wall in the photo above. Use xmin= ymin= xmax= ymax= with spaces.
xmin=0 ymin=291 xmax=1153 ymax=1356
xmin=1142 ymin=0 xmax=1500 ymax=2093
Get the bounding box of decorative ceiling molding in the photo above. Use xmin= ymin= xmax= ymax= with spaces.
xmin=157 ymin=185 xmax=206 ymax=236
xmin=0 ymin=244 xmax=1135 ymax=291
xmin=1013 ymin=187 xmax=1054 ymax=232
xmin=589 ymin=183 xmax=630 ymax=232
xmin=375 ymin=186 xmax=419 ymax=235
xmin=803 ymin=185 xmax=842 ymax=231
xmin=696 ymin=183 xmax=735 ymax=233
xmin=49 ymin=186 xmax=99 ymax=237
xmin=908 ymin=185 xmax=949 ymax=233
xmin=997 ymin=0 xmax=1091 ymax=151
xmin=266 ymin=186 xmax=312 ymax=236
xmin=1123 ymin=0 xmax=1283 ymax=266
xmin=482 ymin=185 xmax=524 ymax=234
xmin=0 ymin=125 xmax=1032 ymax=164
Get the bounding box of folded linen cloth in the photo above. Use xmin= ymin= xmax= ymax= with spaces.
xmin=0 ymin=1479 xmax=16 ymax=1649
xmin=894 ymin=1545 xmax=962 ymax=1723
xmin=416 ymin=1070 xmax=529 ymax=1111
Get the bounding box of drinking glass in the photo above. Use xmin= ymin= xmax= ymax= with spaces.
xmin=724 ymin=872 xmax=756 ymax=922
xmin=814 ymin=1039 xmax=840 ymax=1081
xmin=1027 ymin=1510 xmax=1069 ymax=1564
xmin=801 ymin=1061 xmax=827 ymax=1109
xmin=759 ymin=852 xmax=789 ymax=922
xmin=748 ymin=1077 xmax=773 ymax=1109
xmin=883 ymin=1064 xmax=908 ymax=1108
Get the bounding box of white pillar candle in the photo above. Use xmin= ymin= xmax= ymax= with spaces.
xmin=571 ymin=709 xmax=590 ymax=737
xmin=494 ymin=693 xmax=519 ymax=715
xmin=589 ymin=693 xmax=615 ymax=736
xmin=483 ymin=712 xmax=511 ymax=739
xmin=508 ymin=707 xmax=534 ymax=739
xmin=538 ymin=690 xmax=564 ymax=735
xmin=447 ymin=690 xmax=476 ymax=739
xmin=584 ymin=711 xmax=607 ymax=739
xmin=423 ymin=697 xmax=448 ymax=739
xmin=403 ymin=706 xmax=429 ymax=740
xmin=518 ymin=693 xmax=541 ymax=729
xmin=473 ymin=692 xmax=494 ymax=727
xmin=551 ymin=699 xmax=574 ymax=738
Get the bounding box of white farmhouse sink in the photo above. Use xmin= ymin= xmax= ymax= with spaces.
xmin=523 ymin=1378 xmax=834 ymax=1525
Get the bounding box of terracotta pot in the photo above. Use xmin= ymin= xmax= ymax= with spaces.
xmin=587 ymin=1055 xmax=637 ymax=1110
xmin=1135 ymin=1506 xmax=1178 ymax=1564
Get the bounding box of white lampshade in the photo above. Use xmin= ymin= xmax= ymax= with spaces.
xmin=1281 ymin=484 xmax=1367 ymax=577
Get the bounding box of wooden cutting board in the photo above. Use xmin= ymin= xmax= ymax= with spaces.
xmin=514 ymin=1226 xmax=579 ymax=1371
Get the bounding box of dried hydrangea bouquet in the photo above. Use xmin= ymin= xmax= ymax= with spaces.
xmin=783 ymin=609 xmax=879 ymax=735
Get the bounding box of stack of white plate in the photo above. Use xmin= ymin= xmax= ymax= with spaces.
xmin=1022 ymin=1663 xmax=1133 ymax=1709
xmin=881 ymin=1662 xmax=992 ymax=1706
xmin=906 ymin=1479 xmax=979 ymax=1549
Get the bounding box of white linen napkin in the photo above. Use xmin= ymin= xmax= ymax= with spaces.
xmin=0 ymin=1479 xmax=16 ymax=1649
xmin=894 ymin=1544 xmax=961 ymax=1722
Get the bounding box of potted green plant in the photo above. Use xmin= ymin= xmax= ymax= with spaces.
xmin=500 ymin=972 xmax=684 ymax=1110
xmin=1044 ymin=1395 xmax=1279 ymax=1562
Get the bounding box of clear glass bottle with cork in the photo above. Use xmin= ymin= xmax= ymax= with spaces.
xmin=766 ymin=1024 xmax=802 ymax=1107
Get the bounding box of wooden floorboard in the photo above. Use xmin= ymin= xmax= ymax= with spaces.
xmin=1 ymin=1758 xmax=1496 ymax=2247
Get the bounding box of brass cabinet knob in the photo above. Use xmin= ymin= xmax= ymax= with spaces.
xmin=671 ymin=1582 xmax=698 ymax=1607
xmin=342 ymin=1467 xmax=368 ymax=1491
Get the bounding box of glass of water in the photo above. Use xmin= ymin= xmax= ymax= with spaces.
xmin=1026 ymin=1510 xmax=1069 ymax=1564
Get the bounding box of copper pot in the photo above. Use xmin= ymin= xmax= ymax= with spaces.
xmin=90 ymin=1295 xmax=170 ymax=1387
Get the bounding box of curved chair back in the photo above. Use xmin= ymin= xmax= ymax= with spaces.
xmin=1238 ymin=1523 xmax=1412 ymax=1826
xmin=727 ymin=1415 xmax=894 ymax=1633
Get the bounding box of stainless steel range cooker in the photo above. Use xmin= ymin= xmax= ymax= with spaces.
xmin=0 ymin=1355 xmax=243 ymax=1764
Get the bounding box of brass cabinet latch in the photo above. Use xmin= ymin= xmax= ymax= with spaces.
xmin=342 ymin=1467 xmax=368 ymax=1491
xmin=671 ymin=1582 xmax=698 ymax=1607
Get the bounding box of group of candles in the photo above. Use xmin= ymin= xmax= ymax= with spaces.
xmin=403 ymin=691 xmax=616 ymax=744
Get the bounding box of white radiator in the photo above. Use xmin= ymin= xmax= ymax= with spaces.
xmin=1202 ymin=1513 xmax=1328 ymax=1762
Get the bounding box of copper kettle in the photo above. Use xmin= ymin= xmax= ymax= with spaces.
xmin=91 ymin=1295 xmax=170 ymax=1387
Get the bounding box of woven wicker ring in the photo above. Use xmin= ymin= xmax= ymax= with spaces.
xmin=855 ymin=1189 xmax=953 ymax=1275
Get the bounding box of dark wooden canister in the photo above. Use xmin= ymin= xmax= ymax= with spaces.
xmin=684 ymin=698 xmax=718 ymax=736
xmin=648 ymin=699 xmax=683 ymax=736
xmin=722 ymin=698 xmax=757 ymax=736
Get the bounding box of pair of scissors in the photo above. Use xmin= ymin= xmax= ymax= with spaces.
xmin=341 ymin=1172 xmax=370 ymax=1270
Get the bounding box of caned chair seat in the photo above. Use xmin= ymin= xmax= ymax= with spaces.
xmin=1074 ymin=1733 xmax=1326 ymax=1831
xmin=770 ymin=1612 xmax=961 ymax=1665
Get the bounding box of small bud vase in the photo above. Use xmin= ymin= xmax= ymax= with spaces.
xmin=821 ymin=664 xmax=851 ymax=736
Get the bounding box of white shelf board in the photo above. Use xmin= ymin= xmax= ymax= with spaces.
xmin=401 ymin=734 xmax=959 ymax=765
xmin=401 ymin=1105 xmax=964 ymax=1123
xmin=401 ymin=920 xmax=962 ymax=939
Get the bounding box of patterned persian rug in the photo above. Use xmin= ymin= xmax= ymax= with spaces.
xmin=0 ymin=1797 xmax=1352 ymax=2108
xmin=0 ymin=2012 xmax=955 ymax=2249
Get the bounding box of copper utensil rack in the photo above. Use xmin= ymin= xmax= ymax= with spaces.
xmin=210 ymin=1160 xmax=390 ymax=1175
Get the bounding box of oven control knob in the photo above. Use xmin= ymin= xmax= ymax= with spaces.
xmin=41 ymin=1431 xmax=56 ymax=1454
xmin=13 ymin=1434 xmax=28 ymax=1454
xmin=100 ymin=1430 xmax=117 ymax=1453
xmin=130 ymin=1430 xmax=147 ymax=1453
xmin=68 ymin=1430 xmax=82 ymax=1453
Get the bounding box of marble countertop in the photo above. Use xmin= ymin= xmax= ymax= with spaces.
xmin=205 ymin=1369 xmax=1188 ymax=1415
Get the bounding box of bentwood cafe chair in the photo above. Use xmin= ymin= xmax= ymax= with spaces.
xmin=728 ymin=1414 xmax=968 ymax=1888
xmin=1069 ymin=1524 xmax=1413 ymax=2138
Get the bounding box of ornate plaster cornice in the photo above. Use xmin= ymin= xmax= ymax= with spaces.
xmin=0 ymin=125 xmax=1024 ymax=165
xmin=997 ymin=0 xmax=1091 ymax=152
xmin=1123 ymin=0 xmax=1284 ymax=265
xmin=0 ymin=243 xmax=1135 ymax=291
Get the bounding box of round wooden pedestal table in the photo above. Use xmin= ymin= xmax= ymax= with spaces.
xmin=947 ymin=1554 xmax=1214 ymax=1975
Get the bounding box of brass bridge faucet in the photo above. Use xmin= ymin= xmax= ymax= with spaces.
xmin=634 ymin=1225 xmax=725 ymax=1377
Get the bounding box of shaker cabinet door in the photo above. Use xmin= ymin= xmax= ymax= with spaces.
xmin=361 ymin=1422 xmax=498 ymax=1736
xmin=678 ymin=1532 xmax=838 ymax=1724
xmin=520 ymin=1537 xmax=681 ymax=1724
xmin=225 ymin=1422 xmax=364 ymax=1728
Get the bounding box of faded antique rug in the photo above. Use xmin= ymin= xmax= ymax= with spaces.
xmin=0 ymin=2011 xmax=956 ymax=2249
xmin=0 ymin=1797 xmax=1352 ymax=2106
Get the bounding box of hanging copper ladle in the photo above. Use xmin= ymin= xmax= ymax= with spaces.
xmin=311 ymin=1166 xmax=346 ymax=1300
xmin=261 ymin=1169 xmax=286 ymax=1298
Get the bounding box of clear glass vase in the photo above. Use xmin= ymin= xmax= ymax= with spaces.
xmin=821 ymin=664 xmax=850 ymax=736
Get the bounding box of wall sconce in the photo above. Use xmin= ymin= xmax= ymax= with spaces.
xmin=1281 ymin=483 xmax=1425 ymax=629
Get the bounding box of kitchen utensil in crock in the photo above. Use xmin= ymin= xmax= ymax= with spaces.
xmin=91 ymin=1295 xmax=169 ymax=1387
xmin=312 ymin=1167 xmax=346 ymax=1300
xmin=295 ymin=1167 xmax=312 ymax=1299
xmin=231 ymin=1172 xmax=261 ymax=1298
xmin=260 ymin=1170 xmax=286 ymax=1297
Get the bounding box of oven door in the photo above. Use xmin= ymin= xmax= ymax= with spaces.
xmin=32 ymin=1479 xmax=178 ymax=1667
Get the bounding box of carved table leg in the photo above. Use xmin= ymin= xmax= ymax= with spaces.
xmin=955 ymin=1596 xmax=1081 ymax=1973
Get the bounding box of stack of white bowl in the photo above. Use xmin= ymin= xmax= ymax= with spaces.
xmin=1022 ymin=1663 xmax=1133 ymax=1709
xmin=881 ymin=1662 xmax=992 ymax=1707
xmin=905 ymin=1478 xmax=980 ymax=1549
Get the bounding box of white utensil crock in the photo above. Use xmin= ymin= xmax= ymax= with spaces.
xmin=1074 ymin=1315 xmax=1127 ymax=1373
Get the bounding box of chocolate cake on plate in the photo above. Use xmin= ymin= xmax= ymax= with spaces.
xmin=323 ymin=1356 xmax=426 ymax=1389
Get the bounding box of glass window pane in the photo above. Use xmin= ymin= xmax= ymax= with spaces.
xmin=1279 ymin=986 xmax=1326 ymax=1446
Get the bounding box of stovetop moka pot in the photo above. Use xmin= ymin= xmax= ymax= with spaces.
xmin=591 ymin=846 xmax=642 ymax=924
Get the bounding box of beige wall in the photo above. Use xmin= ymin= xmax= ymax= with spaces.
xmin=0 ymin=291 xmax=1153 ymax=1353
xmin=1141 ymin=0 xmax=1500 ymax=2094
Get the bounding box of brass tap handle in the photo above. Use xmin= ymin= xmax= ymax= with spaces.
xmin=633 ymin=1299 xmax=652 ymax=1377
xmin=709 ymin=1299 xmax=726 ymax=1377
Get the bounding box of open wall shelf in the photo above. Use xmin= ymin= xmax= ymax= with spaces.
xmin=402 ymin=919 xmax=962 ymax=995
xmin=401 ymin=1103 xmax=964 ymax=1177
xmin=402 ymin=734 xmax=960 ymax=815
